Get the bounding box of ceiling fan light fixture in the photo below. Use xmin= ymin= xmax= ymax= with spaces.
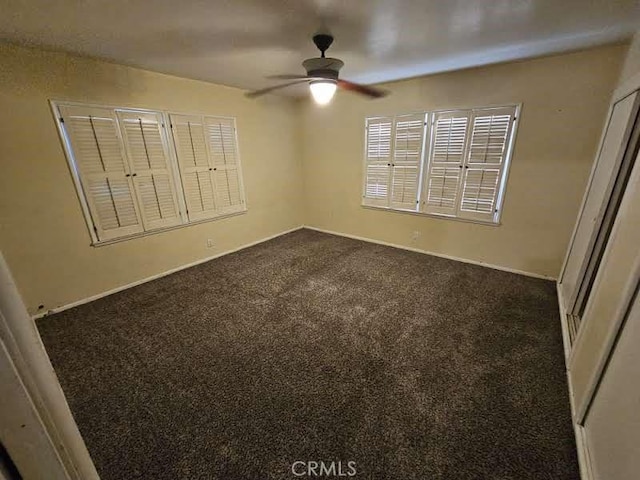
xmin=246 ymin=33 xmax=387 ymax=101
xmin=309 ymin=80 xmax=337 ymax=105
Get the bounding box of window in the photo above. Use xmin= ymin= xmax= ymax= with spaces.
xmin=363 ymin=105 xmax=519 ymax=224
xmin=169 ymin=114 xmax=244 ymax=221
xmin=53 ymin=102 xmax=246 ymax=244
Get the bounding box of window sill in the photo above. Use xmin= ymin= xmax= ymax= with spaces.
xmin=361 ymin=204 xmax=501 ymax=227
xmin=91 ymin=208 xmax=248 ymax=247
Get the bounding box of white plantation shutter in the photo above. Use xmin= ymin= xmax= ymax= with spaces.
xmin=423 ymin=111 xmax=470 ymax=216
xmin=390 ymin=114 xmax=425 ymax=210
xmin=117 ymin=110 xmax=182 ymax=230
xmin=363 ymin=105 xmax=518 ymax=224
xmin=363 ymin=117 xmax=393 ymax=207
xmin=458 ymin=107 xmax=516 ymax=222
xmin=169 ymin=114 xmax=219 ymax=222
xmin=204 ymin=116 xmax=245 ymax=214
xmin=56 ymin=102 xmax=249 ymax=243
xmin=58 ymin=105 xmax=143 ymax=241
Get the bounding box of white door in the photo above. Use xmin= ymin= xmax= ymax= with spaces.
xmin=583 ymin=289 xmax=640 ymax=480
xmin=0 ymin=335 xmax=70 ymax=480
xmin=559 ymin=92 xmax=639 ymax=317
xmin=0 ymin=251 xmax=100 ymax=480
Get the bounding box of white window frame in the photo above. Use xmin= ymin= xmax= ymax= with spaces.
xmin=50 ymin=100 xmax=247 ymax=245
xmin=362 ymin=103 xmax=521 ymax=226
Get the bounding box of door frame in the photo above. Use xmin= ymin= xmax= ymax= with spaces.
xmin=573 ymin=199 xmax=640 ymax=424
xmin=559 ymin=71 xmax=640 ymax=288
xmin=556 ymin=70 xmax=640 ymax=480
xmin=0 ymin=251 xmax=100 ymax=479
xmin=0 ymin=333 xmax=70 ymax=479
xmin=579 ymin=277 xmax=640 ymax=480
xmin=558 ymin=73 xmax=640 ymax=333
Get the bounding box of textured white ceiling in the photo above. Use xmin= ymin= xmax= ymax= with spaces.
xmin=1 ymin=0 xmax=639 ymax=95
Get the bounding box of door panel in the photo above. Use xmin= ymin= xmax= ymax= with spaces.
xmin=569 ymin=149 xmax=640 ymax=418
xmin=560 ymin=92 xmax=639 ymax=315
xmin=572 ymin=115 xmax=640 ymax=319
xmin=584 ymin=289 xmax=640 ymax=480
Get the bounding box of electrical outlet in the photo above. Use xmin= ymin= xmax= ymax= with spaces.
xmin=206 ymin=239 xmax=214 ymax=248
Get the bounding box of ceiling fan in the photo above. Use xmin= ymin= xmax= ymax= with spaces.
xmin=246 ymin=33 xmax=388 ymax=105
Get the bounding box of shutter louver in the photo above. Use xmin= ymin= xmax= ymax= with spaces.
xmin=423 ymin=112 xmax=470 ymax=216
xmin=117 ymin=111 xmax=182 ymax=230
xmin=458 ymin=107 xmax=515 ymax=222
xmin=363 ymin=117 xmax=393 ymax=207
xmin=205 ymin=117 xmax=245 ymax=214
xmin=460 ymin=168 xmax=501 ymax=213
xmin=390 ymin=114 xmax=425 ymax=210
xmin=59 ymin=105 xmax=143 ymax=241
xmin=170 ymin=114 xmax=219 ymax=222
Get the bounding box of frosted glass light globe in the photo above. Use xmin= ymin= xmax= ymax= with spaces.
xmin=309 ymin=80 xmax=337 ymax=105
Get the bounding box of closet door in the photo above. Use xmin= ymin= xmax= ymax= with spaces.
xmin=559 ymin=92 xmax=640 ymax=321
xmin=569 ymin=148 xmax=640 ymax=419
xmin=582 ymin=285 xmax=640 ymax=480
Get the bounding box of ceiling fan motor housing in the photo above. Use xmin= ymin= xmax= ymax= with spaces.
xmin=302 ymin=57 xmax=344 ymax=80
xmin=313 ymin=34 xmax=334 ymax=55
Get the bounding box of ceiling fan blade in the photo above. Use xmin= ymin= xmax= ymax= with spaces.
xmin=338 ymin=79 xmax=388 ymax=98
xmin=245 ymin=80 xmax=309 ymax=98
xmin=267 ymin=74 xmax=311 ymax=80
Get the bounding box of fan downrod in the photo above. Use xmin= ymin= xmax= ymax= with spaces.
xmin=313 ymin=34 xmax=334 ymax=58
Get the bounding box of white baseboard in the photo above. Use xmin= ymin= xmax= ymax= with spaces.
xmin=557 ymin=283 xmax=573 ymax=362
xmin=556 ymin=283 xmax=594 ymax=480
xmin=304 ymin=225 xmax=556 ymax=280
xmin=573 ymin=424 xmax=595 ymax=480
xmin=34 ymin=224 xmax=554 ymax=319
xmin=33 ymin=226 xmax=304 ymax=320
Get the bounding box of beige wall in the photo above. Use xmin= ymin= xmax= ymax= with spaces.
xmin=0 ymin=42 xmax=629 ymax=315
xmin=0 ymin=43 xmax=303 ymax=314
xmin=619 ymin=32 xmax=640 ymax=85
xmin=299 ymin=45 xmax=627 ymax=278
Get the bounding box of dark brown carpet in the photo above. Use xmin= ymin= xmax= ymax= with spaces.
xmin=37 ymin=229 xmax=578 ymax=480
